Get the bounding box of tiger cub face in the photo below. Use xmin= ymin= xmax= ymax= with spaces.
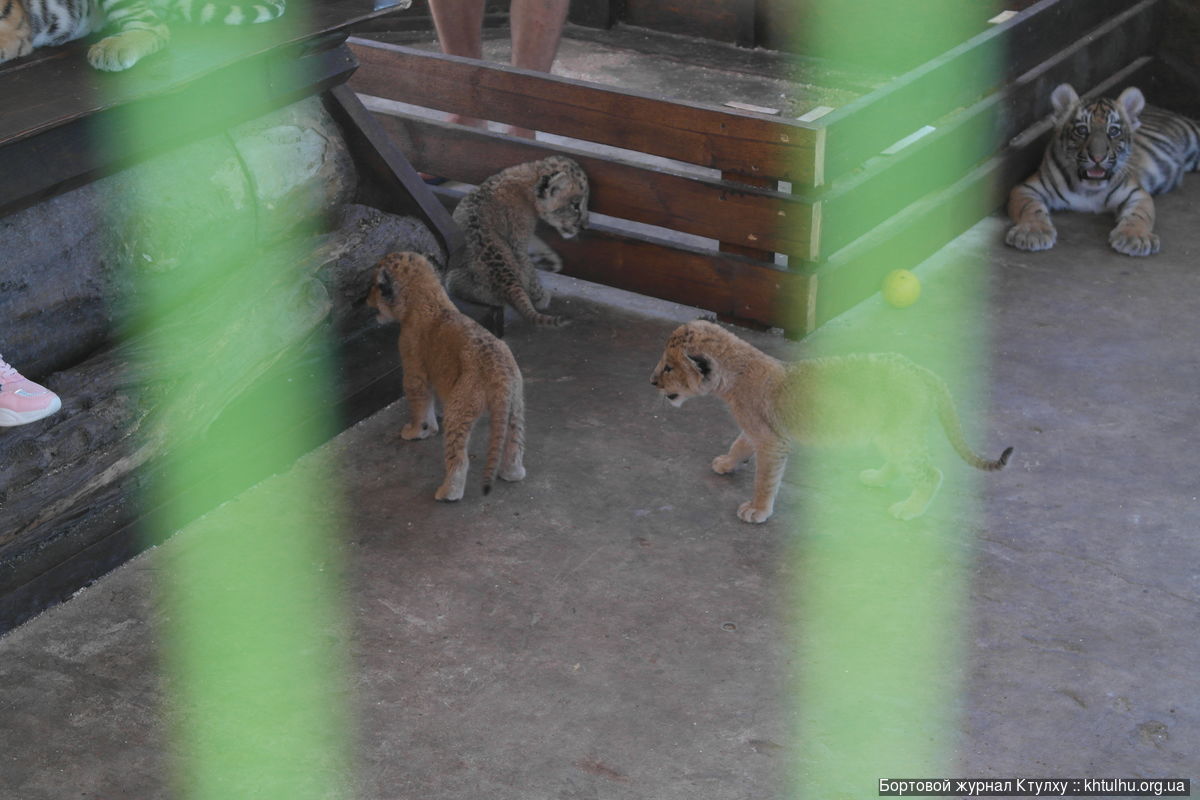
xmin=1050 ymin=83 xmax=1143 ymax=190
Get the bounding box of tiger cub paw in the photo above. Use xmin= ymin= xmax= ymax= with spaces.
xmin=88 ymin=30 xmax=167 ymax=71
xmin=1005 ymin=222 xmax=1057 ymax=252
xmin=737 ymin=501 xmax=773 ymax=524
xmin=0 ymin=32 xmax=34 ymax=64
xmin=1109 ymin=226 xmax=1160 ymax=257
xmin=712 ymin=454 xmax=743 ymax=474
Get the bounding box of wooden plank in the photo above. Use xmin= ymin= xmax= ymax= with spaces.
xmin=820 ymin=0 xmax=1152 ymax=181
xmin=813 ymin=57 xmax=1156 ymax=326
xmin=0 ymin=42 xmax=357 ymax=218
xmin=363 ymin=102 xmax=819 ymax=258
xmin=719 ymin=171 xmax=779 ymax=262
xmin=813 ymin=0 xmax=1161 ymax=261
xmin=0 ymin=0 xmax=414 ymax=149
xmin=622 ymin=0 xmax=750 ymax=45
xmin=324 ymin=85 xmax=464 ymax=264
xmin=568 ymin=0 xmax=619 ymax=29
xmin=347 ymin=37 xmax=823 ymax=185
xmin=546 ymin=219 xmax=812 ymax=332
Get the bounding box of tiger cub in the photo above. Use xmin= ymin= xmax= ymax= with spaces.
xmin=367 ymin=252 xmax=526 ymax=502
xmin=650 ymin=321 xmax=1012 ymax=523
xmin=0 ymin=0 xmax=284 ymax=71
xmin=444 ymin=156 xmax=589 ymax=328
xmin=1007 ymin=83 xmax=1200 ymax=256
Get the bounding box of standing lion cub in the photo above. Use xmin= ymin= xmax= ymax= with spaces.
xmin=367 ymin=252 xmax=526 ymax=501
xmin=650 ymin=321 xmax=1011 ymax=522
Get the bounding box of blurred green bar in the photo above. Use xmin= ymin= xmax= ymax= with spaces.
xmin=791 ymin=2 xmax=999 ymax=796
xmin=99 ymin=10 xmax=352 ymax=798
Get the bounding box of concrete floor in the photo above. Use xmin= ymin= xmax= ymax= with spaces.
xmin=2 ymin=174 xmax=1198 ymax=796
xmin=3 ymin=27 xmax=1199 ymax=798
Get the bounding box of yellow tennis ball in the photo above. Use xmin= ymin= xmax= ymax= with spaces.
xmin=882 ymin=269 xmax=921 ymax=308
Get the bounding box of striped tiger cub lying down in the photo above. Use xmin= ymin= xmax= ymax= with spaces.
xmin=0 ymin=0 xmax=285 ymax=71
xmin=1006 ymin=83 xmax=1200 ymax=257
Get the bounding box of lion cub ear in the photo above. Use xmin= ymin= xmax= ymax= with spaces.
xmin=536 ymin=170 xmax=572 ymax=200
xmin=687 ymin=354 xmax=712 ymax=379
xmin=375 ymin=268 xmax=396 ymax=302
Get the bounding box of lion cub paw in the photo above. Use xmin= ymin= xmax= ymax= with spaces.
xmin=859 ymin=468 xmax=892 ymax=487
xmin=401 ymin=421 xmax=437 ymax=440
xmin=435 ymin=483 xmax=464 ymax=502
xmin=712 ymin=455 xmax=744 ymax=474
xmin=737 ymin=501 xmax=773 ymax=524
xmin=888 ymin=499 xmax=926 ymax=521
xmin=499 ymin=464 xmax=526 ymax=482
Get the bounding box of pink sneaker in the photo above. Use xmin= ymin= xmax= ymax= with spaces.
xmin=0 ymin=356 xmax=62 ymax=427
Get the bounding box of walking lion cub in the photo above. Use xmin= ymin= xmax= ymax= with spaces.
xmin=650 ymin=321 xmax=1011 ymax=522
xmin=367 ymin=252 xmax=526 ymax=501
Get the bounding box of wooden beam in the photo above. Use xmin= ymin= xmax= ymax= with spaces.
xmin=324 ymin=85 xmax=464 ymax=264
xmin=819 ymin=0 xmax=1154 ymax=182
xmin=363 ymin=103 xmax=819 ymax=259
xmin=347 ymin=37 xmax=823 ymax=185
xmin=0 ymin=42 xmax=357 ymax=218
xmin=542 ymin=219 xmax=811 ymax=332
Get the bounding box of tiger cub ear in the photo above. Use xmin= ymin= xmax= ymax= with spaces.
xmin=1116 ymin=86 xmax=1146 ymax=126
xmin=1050 ymin=83 xmax=1080 ymax=120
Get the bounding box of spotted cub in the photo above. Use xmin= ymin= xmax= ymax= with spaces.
xmin=367 ymin=252 xmax=526 ymax=501
xmin=445 ymin=156 xmax=589 ymax=328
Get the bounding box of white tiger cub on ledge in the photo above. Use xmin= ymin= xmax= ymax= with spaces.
xmin=649 ymin=320 xmax=1012 ymax=523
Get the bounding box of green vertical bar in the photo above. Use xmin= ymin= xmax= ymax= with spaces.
xmin=98 ymin=12 xmax=351 ymax=799
xmin=791 ymin=2 xmax=998 ymax=796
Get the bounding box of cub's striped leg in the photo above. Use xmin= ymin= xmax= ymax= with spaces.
xmin=88 ymin=0 xmax=286 ymax=71
xmin=0 ymin=0 xmax=34 ymax=64
xmin=1108 ymin=185 xmax=1160 ymax=256
xmin=87 ymin=0 xmax=169 ymax=71
xmin=1005 ymin=179 xmax=1058 ymax=252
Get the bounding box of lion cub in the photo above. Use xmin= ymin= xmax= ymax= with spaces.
xmin=445 ymin=156 xmax=589 ymax=328
xmin=650 ymin=321 xmax=1012 ymax=522
xmin=367 ymin=252 xmax=526 ymax=501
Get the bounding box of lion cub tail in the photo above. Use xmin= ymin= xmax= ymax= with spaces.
xmin=505 ymin=284 xmax=569 ymax=328
xmin=927 ymin=371 xmax=1013 ymax=472
xmin=482 ymin=387 xmax=515 ymax=496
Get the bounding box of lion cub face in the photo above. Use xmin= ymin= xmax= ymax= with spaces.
xmin=535 ymin=156 xmax=589 ymax=239
xmin=650 ymin=345 xmax=712 ymax=408
xmin=367 ymin=252 xmax=432 ymax=323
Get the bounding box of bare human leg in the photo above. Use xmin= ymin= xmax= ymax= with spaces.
xmin=428 ymin=0 xmax=487 ymax=129
xmin=504 ymin=0 xmax=570 ymax=138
